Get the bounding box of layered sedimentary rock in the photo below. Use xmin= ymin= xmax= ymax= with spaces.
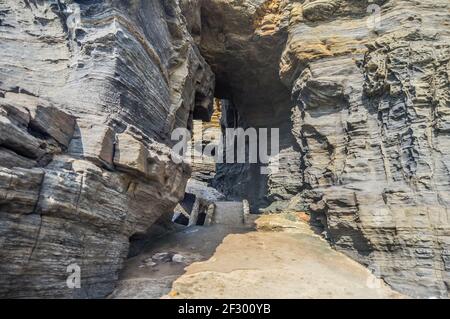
xmin=285 ymin=0 xmax=449 ymax=298
xmin=189 ymin=100 xmax=222 ymax=182
xmin=1 ymin=0 xmax=449 ymax=299
xmin=189 ymin=0 xmax=449 ymax=298
xmin=0 ymin=0 xmax=213 ymax=298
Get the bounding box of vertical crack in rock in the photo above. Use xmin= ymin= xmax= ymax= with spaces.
xmin=26 ymin=170 xmax=46 ymax=265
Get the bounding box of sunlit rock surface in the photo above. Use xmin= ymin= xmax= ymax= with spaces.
xmin=191 ymin=0 xmax=450 ymax=298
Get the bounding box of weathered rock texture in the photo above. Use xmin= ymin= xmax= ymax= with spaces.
xmin=189 ymin=99 xmax=222 ymax=182
xmin=1 ymin=0 xmax=449 ymax=299
xmin=189 ymin=0 xmax=449 ymax=298
xmin=0 ymin=0 xmax=213 ymax=298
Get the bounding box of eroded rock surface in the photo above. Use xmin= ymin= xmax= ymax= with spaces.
xmin=186 ymin=0 xmax=450 ymax=298
xmin=164 ymin=213 xmax=404 ymax=299
xmin=0 ymin=0 xmax=213 ymax=298
xmin=0 ymin=0 xmax=449 ymax=299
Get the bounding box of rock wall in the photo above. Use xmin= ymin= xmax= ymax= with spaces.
xmin=0 ymin=0 xmax=213 ymax=298
xmin=189 ymin=99 xmax=222 ymax=182
xmin=0 ymin=0 xmax=449 ymax=299
xmin=192 ymin=0 xmax=450 ymax=298
xmin=285 ymin=0 xmax=449 ymax=298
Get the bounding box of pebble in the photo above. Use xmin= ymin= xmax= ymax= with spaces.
xmin=152 ymin=252 xmax=172 ymax=262
xmin=140 ymin=258 xmax=157 ymax=268
xmin=172 ymin=254 xmax=186 ymax=263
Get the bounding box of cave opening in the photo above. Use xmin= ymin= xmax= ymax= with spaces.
xmin=189 ymin=5 xmax=304 ymax=213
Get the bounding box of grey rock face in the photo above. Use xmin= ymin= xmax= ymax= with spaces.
xmin=0 ymin=0 xmax=213 ymax=298
xmin=286 ymin=0 xmax=450 ymax=298
xmin=190 ymin=0 xmax=450 ymax=298
xmin=1 ymin=0 xmax=449 ymax=299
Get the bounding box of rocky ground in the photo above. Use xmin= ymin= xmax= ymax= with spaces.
xmin=112 ymin=213 xmax=404 ymax=299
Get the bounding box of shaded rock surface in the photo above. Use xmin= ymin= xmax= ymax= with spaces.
xmin=189 ymin=100 xmax=223 ymax=182
xmin=186 ymin=0 xmax=450 ymax=298
xmin=113 ymin=213 xmax=404 ymax=299
xmin=0 ymin=0 xmax=449 ymax=299
xmin=110 ymin=225 xmax=247 ymax=299
xmin=0 ymin=0 xmax=214 ymax=298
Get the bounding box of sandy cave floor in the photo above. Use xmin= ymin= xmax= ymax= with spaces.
xmin=110 ymin=213 xmax=405 ymax=299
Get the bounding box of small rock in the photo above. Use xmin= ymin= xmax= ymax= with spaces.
xmin=152 ymin=252 xmax=172 ymax=262
xmin=172 ymin=254 xmax=186 ymax=263
xmin=321 ymin=231 xmax=329 ymax=240
xmin=146 ymin=261 xmax=157 ymax=267
xmin=141 ymin=258 xmax=157 ymax=267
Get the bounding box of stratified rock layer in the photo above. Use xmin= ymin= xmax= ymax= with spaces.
xmin=192 ymin=0 xmax=449 ymax=298
xmin=0 ymin=0 xmax=214 ymax=298
xmin=0 ymin=0 xmax=449 ymax=299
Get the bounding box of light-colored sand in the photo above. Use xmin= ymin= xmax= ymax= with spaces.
xmin=165 ymin=213 xmax=404 ymax=299
xmin=112 ymin=213 xmax=405 ymax=299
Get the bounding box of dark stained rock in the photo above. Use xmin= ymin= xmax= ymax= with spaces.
xmin=0 ymin=0 xmax=214 ymax=298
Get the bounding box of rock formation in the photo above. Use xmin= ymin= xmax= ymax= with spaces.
xmin=189 ymin=99 xmax=222 ymax=182
xmin=197 ymin=0 xmax=450 ymax=298
xmin=0 ymin=0 xmax=213 ymax=298
xmin=0 ymin=0 xmax=449 ymax=299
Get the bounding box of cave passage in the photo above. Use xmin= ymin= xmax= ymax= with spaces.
xmin=187 ymin=2 xmax=306 ymax=213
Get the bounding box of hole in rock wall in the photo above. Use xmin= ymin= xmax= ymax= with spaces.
xmin=172 ymin=193 xmax=196 ymax=226
xmin=196 ymin=211 xmax=207 ymax=226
